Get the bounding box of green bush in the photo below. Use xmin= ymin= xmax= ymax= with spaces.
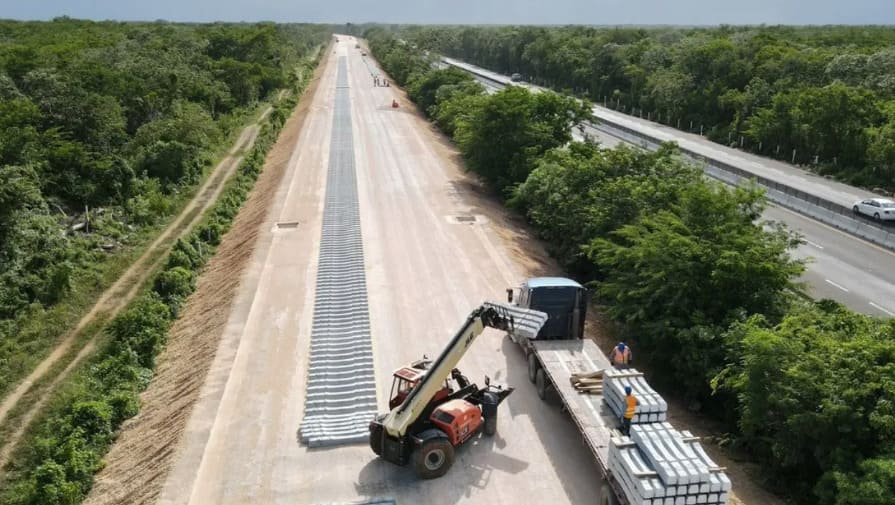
xmin=819 ymin=458 xmax=895 ymax=505
xmin=107 ymin=293 xmax=171 ymax=368
xmin=69 ymin=401 xmax=113 ymax=439
xmin=30 ymin=460 xmax=80 ymax=505
xmin=715 ymin=304 xmax=895 ymax=501
xmin=136 ymin=140 xmax=203 ymax=187
xmin=152 ymin=266 xmax=195 ymax=309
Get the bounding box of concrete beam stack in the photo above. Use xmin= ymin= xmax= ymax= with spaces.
xmin=608 ymin=425 xmax=731 ymax=505
xmin=603 ymin=368 xmax=668 ymax=423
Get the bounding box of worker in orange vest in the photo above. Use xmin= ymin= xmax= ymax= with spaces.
xmin=622 ymin=385 xmax=638 ymax=436
xmin=609 ymin=342 xmax=632 ymax=369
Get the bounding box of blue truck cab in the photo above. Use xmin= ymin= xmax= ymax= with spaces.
xmin=507 ymin=277 xmax=586 ymax=340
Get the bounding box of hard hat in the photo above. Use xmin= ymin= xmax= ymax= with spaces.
xmin=624 ymin=385 xmax=632 ymax=395
xmin=618 ymin=342 xmax=626 ymax=350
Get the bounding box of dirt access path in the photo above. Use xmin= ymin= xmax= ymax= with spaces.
xmin=83 ymin=56 xmax=328 ymax=505
xmin=0 ymin=106 xmax=271 ymax=470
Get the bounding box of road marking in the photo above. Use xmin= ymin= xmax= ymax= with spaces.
xmin=767 ymin=203 xmax=895 ymax=258
xmin=824 ymin=279 xmax=850 ymax=292
xmin=805 ymin=240 xmax=824 ymax=250
xmin=869 ymin=302 xmax=895 ymax=317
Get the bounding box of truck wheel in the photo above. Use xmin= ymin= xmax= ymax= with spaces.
xmin=528 ymin=353 xmax=539 ymax=383
xmin=535 ymin=368 xmax=548 ymax=401
xmin=414 ymin=438 xmax=455 ymax=479
xmin=600 ymin=481 xmax=620 ymax=505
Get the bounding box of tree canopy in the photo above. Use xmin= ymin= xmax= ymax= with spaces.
xmin=0 ymin=17 xmax=329 ymax=405
xmin=400 ymin=24 xmax=895 ymax=189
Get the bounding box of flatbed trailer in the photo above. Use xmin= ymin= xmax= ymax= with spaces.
xmin=519 ymin=336 xmax=629 ymax=505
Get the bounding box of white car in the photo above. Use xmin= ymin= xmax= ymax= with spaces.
xmin=852 ymin=198 xmax=895 ymax=221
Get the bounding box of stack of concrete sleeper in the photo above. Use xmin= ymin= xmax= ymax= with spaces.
xmin=603 ymin=368 xmax=667 ymax=423
xmin=608 ymin=423 xmax=731 ymax=505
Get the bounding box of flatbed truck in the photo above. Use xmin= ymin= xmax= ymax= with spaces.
xmin=506 ymin=277 xmax=628 ymax=505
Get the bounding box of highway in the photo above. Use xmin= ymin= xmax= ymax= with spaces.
xmin=765 ymin=205 xmax=895 ymax=316
xmin=450 ymin=58 xmax=895 ymax=318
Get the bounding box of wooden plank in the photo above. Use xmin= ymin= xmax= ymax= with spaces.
xmin=572 ymin=370 xmax=603 ymax=379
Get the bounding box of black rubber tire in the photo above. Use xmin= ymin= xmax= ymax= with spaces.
xmin=875 ymin=212 xmax=881 ymax=221
xmin=535 ymin=368 xmax=548 ymax=401
xmin=481 ymin=391 xmax=499 ymax=436
xmin=483 ymin=413 xmax=498 ymax=436
xmin=369 ymin=431 xmax=382 ymax=457
xmin=853 ymin=205 xmax=860 ymax=214
xmin=600 ymin=481 xmax=620 ymax=505
xmin=369 ymin=414 xmax=386 ymax=457
xmin=528 ymin=352 xmax=539 ymax=383
xmin=414 ymin=438 xmax=455 ymax=479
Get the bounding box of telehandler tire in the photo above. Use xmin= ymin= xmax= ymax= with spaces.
xmin=414 ymin=437 xmax=455 ymax=479
xmin=481 ymin=391 xmax=499 ymax=436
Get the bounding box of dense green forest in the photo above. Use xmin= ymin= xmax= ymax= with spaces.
xmin=397 ymin=25 xmax=895 ymax=190
xmin=0 ymin=19 xmax=329 ymax=399
xmin=367 ymin=27 xmax=895 ymax=504
xmin=0 ymin=90 xmax=308 ymax=505
xmin=0 ymin=19 xmax=327 ymax=504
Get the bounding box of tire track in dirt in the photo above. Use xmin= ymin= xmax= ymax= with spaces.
xmin=0 ymin=112 xmax=267 ymax=470
xmin=82 ymin=58 xmax=327 ymax=505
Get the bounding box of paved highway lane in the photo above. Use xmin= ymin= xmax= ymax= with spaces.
xmin=765 ymin=204 xmax=895 ymax=317
xmin=590 ymin=118 xmax=895 ymax=317
xmin=592 ymin=117 xmax=895 ymax=317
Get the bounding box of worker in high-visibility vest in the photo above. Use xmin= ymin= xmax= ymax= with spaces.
xmin=621 ymin=385 xmax=639 ymax=436
xmin=609 ymin=342 xmax=632 ymax=369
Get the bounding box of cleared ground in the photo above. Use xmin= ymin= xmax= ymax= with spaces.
xmin=90 ymin=37 xmax=779 ymax=505
xmin=152 ymin=39 xmax=603 ymax=505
